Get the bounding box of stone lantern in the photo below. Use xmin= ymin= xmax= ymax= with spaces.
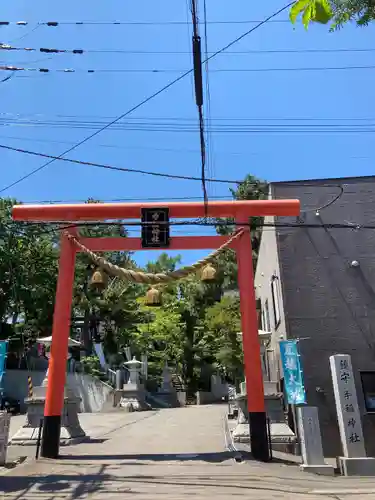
xmin=117 ymin=356 xmax=151 ymax=412
xmin=124 ymin=356 xmax=143 ymax=386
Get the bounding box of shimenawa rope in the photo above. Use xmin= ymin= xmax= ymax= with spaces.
xmin=66 ymin=229 xmax=244 ymax=285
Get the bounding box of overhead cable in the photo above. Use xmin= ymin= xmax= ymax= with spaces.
xmin=2 ymin=45 xmax=375 ymax=56
xmin=0 ymin=143 xmax=347 ymax=215
xmin=0 ymin=134 xmax=270 ymax=156
xmin=7 ymin=220 xmax=375 ymax=231
xmin=0 ymin=2 xmax=294 ymax=193
xmin=11 ymin=184 xmax=346 ymax=206
xmin=0 ymin=143 xmax=242 ymax=190
xmin=2 ymin=64 xmax=375 ymax=73
xmin=20 ymin=195 xmax=235 ymax=204
xmin=189 ymin=0 xmax=208 ymax=210
xmin=0 ymin=117 xmax=374 ymax=133
xmin=202 ymin=0 xmax=215 ymax=200
xmin=0 ymin=19 xmax=290 ymax=27
xmin=0 ymin=112 xmax=372 ymax=122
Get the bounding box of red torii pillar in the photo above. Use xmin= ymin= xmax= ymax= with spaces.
xmin=13 ymin=199 xmax=300 ymax=461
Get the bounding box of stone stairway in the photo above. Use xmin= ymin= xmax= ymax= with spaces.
xmin=171 ymin=373 xmax=184 ymax=392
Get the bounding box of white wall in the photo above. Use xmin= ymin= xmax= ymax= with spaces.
xmin=254 ymin=209 xmax=287 ymax=383
xmin=3 ymin=370 xmax=113 ymax=413
xmin=66 ymin=372 xmax=113 ymax=413
xmin=210 ymin=374 xmax=228 ymax=400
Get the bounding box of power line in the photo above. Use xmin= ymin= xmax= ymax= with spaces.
xmin=0 ymin=2 xmax=294 ymax=194
xmin=189 ymin=0 xmax=208 ymax=209
xmin=0 ymin=19 xmax=290 ymax=27
xmin=0 ymin=112 xmax=373 ymax=122
xmin=7 ymin=25 xmax=40 ymax=44
xmin=202 ymin=0 xmax=215 ymax=200
xmin=8 ymin=220 xmax=375 ymax=231
xmin=1 ymin=115 xmax=374 ymax=130
xmin=2 ymin=115 xmax=375 ymax=125
xmin=1 ymin=135 xmax=372 ymax=161
xmin=7 ymin=187 xmax=344 ymax=206
xmin=3 ymin=64 xmax=375 ymax=74
xmin=4 ymin=146 xmax=347 ymax=207
xmin=1 ymin=120 xmax=375 ymax=133
xmin=3 ymin=45 xmax=375 ymax=55
xmin=0 ymin=74 xmax=13 ymax=83
xmin=19 ymin=195 xmax=235 ymax=204
xmin=0 ymin=153 xmax=347 ymax=216
xmin=0 ymin=134 xmax=256 ymax=156
xmin=0 ymin=143 xmax=243 ymax=189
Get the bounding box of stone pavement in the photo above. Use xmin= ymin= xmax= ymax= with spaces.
xmin=2 ymin=405 xmax=375 ymax=499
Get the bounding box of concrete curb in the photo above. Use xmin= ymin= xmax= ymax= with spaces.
xmin=223 ymin=416 xmax=248 ymax=463
xmin=0 ymin=456 xmax=29 ymax=476
xmin=9 ymin=435 xmax=87 ymax=447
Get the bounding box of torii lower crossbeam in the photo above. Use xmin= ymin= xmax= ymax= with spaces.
xmin=12 ymin=199 xmax=300 ymax=462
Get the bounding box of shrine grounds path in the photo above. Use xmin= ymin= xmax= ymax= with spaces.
xmin=2 ymin=405 xmax=375 ymax=499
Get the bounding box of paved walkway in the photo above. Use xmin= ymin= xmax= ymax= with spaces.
xmin=2 ymin=405 xmax=375 ymax=499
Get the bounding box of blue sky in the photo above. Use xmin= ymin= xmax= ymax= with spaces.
xmin=1 ymin=1 xmax=374 ymax=267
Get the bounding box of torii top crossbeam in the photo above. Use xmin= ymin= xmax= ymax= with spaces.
xmin=12 ymin=199 xmax=300 ymax=221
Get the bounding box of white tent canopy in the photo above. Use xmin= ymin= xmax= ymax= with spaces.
xmin=237 ymin=330 xmax=272 ymax=340
xmin=36 ymin=336 xmax=81 ymax=347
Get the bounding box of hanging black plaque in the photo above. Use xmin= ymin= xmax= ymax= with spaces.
xmin=141 ymin=207 xmax=170 ymax=248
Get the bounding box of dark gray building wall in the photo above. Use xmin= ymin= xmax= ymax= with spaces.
xmin=273 ymin=177 xmax=375 ymax=457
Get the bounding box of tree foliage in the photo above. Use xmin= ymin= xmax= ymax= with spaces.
xmin=290 ymin=0 xmax=375 ymax=29
xmin=216 ymin=174 xmax=268 ymax=281
xmin=0 ymin=198 xmax=58 ymax=342
xmin=203 ymin=296 xmax=243 ymax=381
xmin=71 ymin=198 xmax=145 ymax=355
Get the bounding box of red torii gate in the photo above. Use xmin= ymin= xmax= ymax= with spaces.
xmin=12 ymin=199 xmax=300 ymax=461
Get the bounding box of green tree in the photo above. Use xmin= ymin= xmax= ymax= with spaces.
xmin=145 ymin=253 xmax=181 ymax=274
xmin=215 ymin=174 xmax=268 ymax=283
xmin=175 ymin=277 xmax=219 ymax=393
xmin=203 ymin=296 xmax=243 ymax=382
xmin=290 ymin=0 xmax=375 ymax=29
xmin=72 ymin=198 xmax=140 ymax=354
xmin=134 ymin=250 xmax=224 ymax=393
xmin=0 ymin=198 xmax=58 ymax=342
xmin=136 ymin=299 xmax=184 ymax=384
xmin=86 ymin=278 xmax=147 ymax=361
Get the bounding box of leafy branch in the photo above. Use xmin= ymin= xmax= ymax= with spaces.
xmin=290 ymin=0 xmax=333 ymax=28
xmin=290 ymin=0 xmax=375 ymax=29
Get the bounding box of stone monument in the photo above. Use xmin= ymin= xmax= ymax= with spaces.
xmin=116 ymin=356 xmax=151 ymax=411
xmin=10 ymin=337 xmax=86 ymax=446
xmin=330 ymin=354 xmax=375 ymax=476
xmin=154 ymin=361 xmax=182 ymax=407
xmin=297 ymin=406 xmax=334 ymax=475
xmin=0 ymin=411 xmax=11 ymax=466
xmin=141 ymin=354 xmax=148 ymax=380
xmin=161 ymin=362 xmax=174 ymax=393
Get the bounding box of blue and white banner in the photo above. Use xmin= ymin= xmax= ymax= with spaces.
xmin=0 ymin=341 xmax=8 ymax=386
xmin=279 ymin=340 xmax=306 ymax=405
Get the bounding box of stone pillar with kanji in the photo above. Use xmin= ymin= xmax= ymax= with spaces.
xmin=330 ymin=354 xmax=375 ymax=476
